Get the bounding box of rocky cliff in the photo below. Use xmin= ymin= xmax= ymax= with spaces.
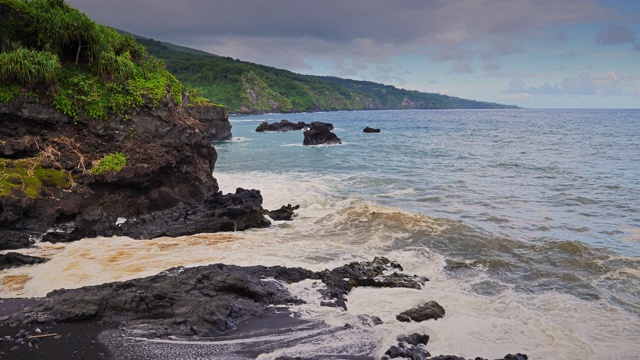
xmin=0 ymin=93 xmax=267 ymax=250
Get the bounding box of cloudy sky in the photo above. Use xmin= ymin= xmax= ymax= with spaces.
xmin=68 ymin=0 xmax=639 ymax=108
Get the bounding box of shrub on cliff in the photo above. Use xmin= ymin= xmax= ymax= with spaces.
xmin=0 ymin=47 xmax=61 ymax=85
xmin=92 ymin=152 xmax=126 ymax=175
xmin=0 ymin=0 xmax=185 ymax=120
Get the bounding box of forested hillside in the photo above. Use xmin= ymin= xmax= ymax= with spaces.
xmin=136 ymin=37 xmax=519 ymax=113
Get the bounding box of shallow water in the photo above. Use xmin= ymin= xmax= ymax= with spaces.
xmin=2 ymin=109 xmax=640 ymax=359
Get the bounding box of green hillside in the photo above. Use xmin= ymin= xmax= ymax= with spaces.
xmin=135 ymin=37 xmax=520 ymax=113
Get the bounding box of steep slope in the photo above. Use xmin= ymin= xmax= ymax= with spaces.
xmin=135 ymin=37 xmax=520 ymax=114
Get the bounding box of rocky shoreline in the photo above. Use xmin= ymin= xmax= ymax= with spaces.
xmin=0 ymin=94 xmax=278 ymax=250
xmin=2 ymin=92 xmax=526 ymax=359
xmin=0 ymin=258 xmax=527 ymax=359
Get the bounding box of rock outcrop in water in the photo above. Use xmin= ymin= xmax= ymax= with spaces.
xmin=0 ymin=94 xmax=269 ymax=250
xmin=8 ymin=263 xmax=313 ymax=338
xmin=303 ymin=122 xmax=342 ymax=146
xmin=266 ymin=204 xmax=300 ymax=221
xmin=256 ymin=120 xmax=307 ymax=132
xmin=0 ymin=252 xmax=48 ymax=270
xmin=363 ymin=126 xmax=381 ymax=133
xmin=2 ymin=258 xmax=419 ymax=338
xmin=396 ymin=300 xmax=446 ymax=322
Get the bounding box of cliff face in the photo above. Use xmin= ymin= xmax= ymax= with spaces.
xmin=0 ymin=95 xmax=268 ymax=250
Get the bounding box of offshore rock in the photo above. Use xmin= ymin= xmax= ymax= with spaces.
xmin=256 ymin=120 xmax=307 ymax=132
xmin=0 ymin=252 xmax=48 ymax=270
xmin=313 ymin=256 xmax=427 ymax=301
xmin=266 ymin=204 xmax=300 ymax=221
xmin=0 ymin=94 xmax=267 ymax=250
xmin=397 ymin=300 xmax=445 ymax=322
xmin=303 ymin=122 xmax=341 ymax=146
xmin=5 ymin=263 xmax=314 ymax=338
xmin=363 ymin=126 xmax=381 ymax=133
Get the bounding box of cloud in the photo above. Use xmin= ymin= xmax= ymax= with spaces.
xmin=503 ymin=72 xmax=636 ymax=97
xmin=506 ymin=78 xmax=525 ymax=92
xmin=560 ymin=73 xmax=598 ymax=95
xmin=448 ymin=61 xmax=473 ymax=74
xmin=596 ymin=24 xmax=637 ymax=45
xmin=479 ymin=51 xmax=501 ymax=71
xmin=553 ymin=32 xmax=568 ymax=42
xmin=67 ymin=0 xmax=607 ymax=73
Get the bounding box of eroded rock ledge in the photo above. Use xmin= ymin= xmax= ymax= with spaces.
xmin=1 ymin=258 xmax=527 ymax=359
xmin=0 ymin=94 xmax=264 ymax=250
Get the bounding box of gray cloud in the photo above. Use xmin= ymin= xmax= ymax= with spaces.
xmin=67 ymin=0 xmax=606 ymax=73
xmin=596 ymin=24 xmax=637 ymax=45
xmin=503 ymin=72 xmax=635 ymax=97
xmin=553 ymin=32 xmax=568 ymax=42
xmin=448 ymin=61 xmax=473 ymax=74
xmin=69 ymin=0 xmax=604 ymax=43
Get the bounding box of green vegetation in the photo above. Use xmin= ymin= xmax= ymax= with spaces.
xmin=91 ymin=152 xmax=126 ymax=175
xmin=0 ymin=47 xmax=61 ymax=85
xmin=0 ymin=157 xmax=71 ymax=198
xmin=136 ymin=36 xmax=520 ymax=113
xmin=0 ymin=0 xmax=185 ymax=121
xmin=186 ymin=87 xmax=213 ymax=106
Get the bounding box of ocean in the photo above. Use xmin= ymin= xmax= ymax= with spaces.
xmin=3 ymin=109 xmax=640 ymax=359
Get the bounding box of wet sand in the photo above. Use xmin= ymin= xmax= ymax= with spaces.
xmin=0 ymin=298 xmax=114 ymax=359
xmin=1 ymin=300 xmax=373 ymax=359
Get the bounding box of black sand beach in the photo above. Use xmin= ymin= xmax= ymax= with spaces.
xmin=0 ymin=298 xmax=114 ymax=359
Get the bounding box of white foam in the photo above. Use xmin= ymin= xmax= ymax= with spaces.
xmin=3 ymin=171 xmax=640 ymax=359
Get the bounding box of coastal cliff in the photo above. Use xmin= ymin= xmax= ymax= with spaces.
xmin=0 ymin=0 xmax=266 ymax=249
xmin=0 ymin=92 xmax=268 ymax=250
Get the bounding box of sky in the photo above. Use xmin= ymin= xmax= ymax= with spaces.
xmin=67 ymin=0 xmax=640 ymax=108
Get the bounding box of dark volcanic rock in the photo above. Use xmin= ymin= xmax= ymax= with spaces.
xmin=0 ymin=252 xmax=48 ymax=270
xmin=0 ymin=93 xmax=269 ymax=250
xmin=313 ymin=256 xmax=427 ymax=301
xmin=266 ymin=204 xmax=300 ymax=221
xmin=397 ymin=300 xmax=445 ymax=322
xmin=428 ymin=355 xmax=527 ymax=360
xmin=363 ymin=126 xmax=381 ymax=133
xmin=303 ymin=122 xmax=341 ymax=146
xmin=383 ymin=333 xmax=430 ymax=359
xmin=41 ymin=188 xmax=270 ymax=242
xmin=183 ymin=103 xmax=232 ymax=141
xmin=0 ymin=258 xmax=528 ymax=359
xmin=256 ymin=120 xmax=307 ymax=132
xmin=398 ymin=333 xmax=430 ymax=346
xmin=4 ymin=263 xmax=313 ymax=338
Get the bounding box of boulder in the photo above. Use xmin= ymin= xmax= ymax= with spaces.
xmin=383 ymin=333 xmax=430 ymax=359
xmin=303 ymin=122 xmax=341 ymax=146
xmin=396 ymin=300 xmax=445 ymax=322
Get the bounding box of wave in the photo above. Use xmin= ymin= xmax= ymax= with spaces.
xmin=3 ymin=169 xmax=640 ymax=358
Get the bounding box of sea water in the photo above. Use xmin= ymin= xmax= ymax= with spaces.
xmin=2 ymin=109 xmax=639 ymax=359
